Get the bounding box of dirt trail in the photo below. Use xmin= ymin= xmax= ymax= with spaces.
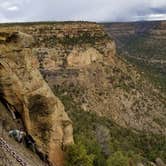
xmin=0 ymin=132 xmax=47 ymax=166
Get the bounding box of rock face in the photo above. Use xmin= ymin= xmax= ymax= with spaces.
xmin=67 ymin=47 xmax=103 ymax=67
xmin=0 ymin=31 xmax=73 ymax=166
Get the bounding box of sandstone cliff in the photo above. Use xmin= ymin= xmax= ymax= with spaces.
xmin=0 ymin=30 xmax=73 ymax=166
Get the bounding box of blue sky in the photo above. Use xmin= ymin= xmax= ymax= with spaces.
xmin=0 ymin=0 xmax=166 ymax=22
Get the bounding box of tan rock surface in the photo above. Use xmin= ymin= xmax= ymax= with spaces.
xmin=67 ymin=47 xmax=103 ymax=67
xmin=0 ymin=31 xmax=73 ymax=166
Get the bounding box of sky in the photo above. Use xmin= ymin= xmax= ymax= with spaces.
xmin=0 ymin=0 xmax=166 ymax=23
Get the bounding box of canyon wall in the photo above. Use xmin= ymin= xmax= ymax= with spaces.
xmin=103 ymin=21 xmax=166 ymax=93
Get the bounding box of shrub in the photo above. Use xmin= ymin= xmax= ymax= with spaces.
xmin=65 ymin=142 xmax=94 ymax=166
xmin=107 ymin=151 xmax=129 ymax=166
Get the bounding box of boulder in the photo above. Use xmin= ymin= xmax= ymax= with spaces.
xmin=156 ymin=158 xmax=166 ymax=166
xmin=149 ymin=162 xmax=157 ymax=166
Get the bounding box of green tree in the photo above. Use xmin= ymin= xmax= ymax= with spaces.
xmin=107 ymin=151 xmax=129 ymax=166
xmin=65 ymin=142 xmax=94 ymax=166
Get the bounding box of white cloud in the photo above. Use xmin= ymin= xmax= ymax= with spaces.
xmin=7 ymin=6 xmax=19 ymax=11
xmin=146 ymin=13 xmax=166 ymax=20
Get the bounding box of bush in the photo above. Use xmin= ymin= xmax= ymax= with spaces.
xmin=74 ymin=135 xmax=107 ymax=166
xmin=107 ymin=151 xmax=129 ymax=166
xmin=65 ymin=142 xmax=94 ymax=166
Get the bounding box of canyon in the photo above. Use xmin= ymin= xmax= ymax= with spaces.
xmin=0 ymin=21 xmax=165 ymax=166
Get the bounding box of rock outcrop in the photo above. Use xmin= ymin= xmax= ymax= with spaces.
xmin=0 ymin=31 xmax=73 ymax=166
xmin=67 ymin=47 xmax=103 ymax=67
